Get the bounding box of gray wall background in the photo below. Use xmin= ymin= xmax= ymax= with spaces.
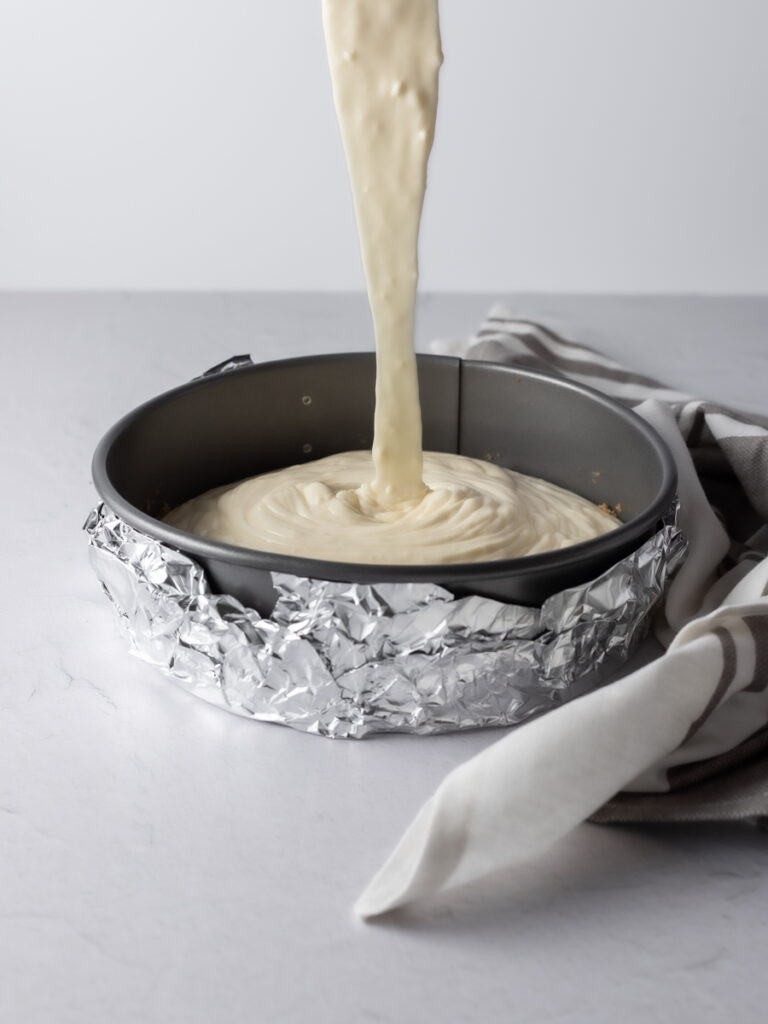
xmin=1 ymin=0 xmax=765 ymax=292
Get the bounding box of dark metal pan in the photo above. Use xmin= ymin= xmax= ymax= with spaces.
xmin=92 ymin=353 xmax=677 ymax=614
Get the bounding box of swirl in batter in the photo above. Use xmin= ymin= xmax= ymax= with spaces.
xmin=166 ymin=451 xmax=617 ymax=564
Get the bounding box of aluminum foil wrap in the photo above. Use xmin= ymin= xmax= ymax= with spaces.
xmin=84 ymin=501 xmax=686 ymax=738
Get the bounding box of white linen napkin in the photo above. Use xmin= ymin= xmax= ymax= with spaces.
xmin=355 ymin=309 xmax=768 ymax=918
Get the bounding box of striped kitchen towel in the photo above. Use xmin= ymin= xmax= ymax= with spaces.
xmin=356 ymin=307 xmax=768 ymax=918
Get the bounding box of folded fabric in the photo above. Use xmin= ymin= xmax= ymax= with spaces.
xmin=356 ymin=307 xmax=768 ymax=918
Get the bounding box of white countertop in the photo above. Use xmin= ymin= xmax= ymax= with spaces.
xmin=2 ymin=293 xmax=767 ymax=1024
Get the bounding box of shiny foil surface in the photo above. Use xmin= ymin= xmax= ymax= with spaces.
xmin=84 ymin=502 xmax=686 ymax=738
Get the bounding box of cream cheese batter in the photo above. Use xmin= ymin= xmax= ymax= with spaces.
xmin=164 ymin=0 xmax=619 ymax=565
xmin=165 ymin=450 xmax=618 ymax=565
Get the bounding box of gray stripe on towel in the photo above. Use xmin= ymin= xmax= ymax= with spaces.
xmin=475 ymin=327 xmax=671 ymax=390
xmin=744 ymin=616 xmax=768 ymax=693
xmin=679 ymin=626 xmax=739 ymax=745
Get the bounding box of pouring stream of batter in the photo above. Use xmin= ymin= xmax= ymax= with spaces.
xmin=165 ymin=0 xmax=618 ymax=563
xmin=322 ymin=0 xmax=441 ymax=503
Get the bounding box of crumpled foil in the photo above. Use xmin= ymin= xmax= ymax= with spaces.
xmin=84 ymin=500 xmax=686 ymax=738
